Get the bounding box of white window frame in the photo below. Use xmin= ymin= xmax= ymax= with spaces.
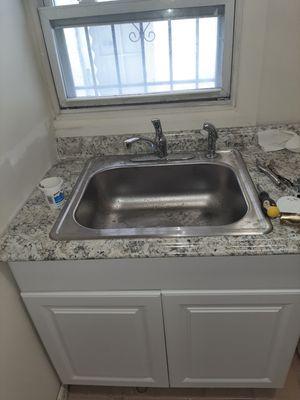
xmin=39 ymin=0 xmax=235 ymax=109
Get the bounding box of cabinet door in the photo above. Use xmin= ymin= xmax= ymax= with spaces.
xmin=162 ymin=290 xmax=300 ymax=388
xmin=22 ymin=291 xmax=168 ymax=386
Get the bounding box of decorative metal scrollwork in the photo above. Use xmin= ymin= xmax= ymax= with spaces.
xmin=129 ymin=22 xmax=156 ymax=43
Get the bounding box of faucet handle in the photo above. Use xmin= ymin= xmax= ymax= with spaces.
xmin=151 ymin=119 xmax=163 ymax=138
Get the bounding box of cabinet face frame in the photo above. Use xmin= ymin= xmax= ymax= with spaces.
xmin=10 ymin=256 xmax=300 ymax=292
xmin=22 ymin=291 xmax=169 ymax=386
xmin=162 ymin=290 xmax=300 ymax=388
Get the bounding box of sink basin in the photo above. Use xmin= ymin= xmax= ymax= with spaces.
xmin=75 ymin=164 xmax=247 ymax=229
xmin=50 ymin=150 xmax=272 ymax=239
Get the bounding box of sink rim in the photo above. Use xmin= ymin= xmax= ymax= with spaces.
xmin=50 ymin=150 xmax=272 ymax=240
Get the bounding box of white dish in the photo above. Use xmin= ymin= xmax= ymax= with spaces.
xmin=277 ymin=196 xmax=300 ymax=214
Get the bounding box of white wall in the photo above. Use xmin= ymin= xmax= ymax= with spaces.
xmin=51 ymin=0 xmax=300 ymax=137
xmin=0 ymin=0 xmax=56 ymax=232
xmin=257 ymin=0 xmax=300 ymax=124
xmin=0 ymin=1 xmax=60 ymax=399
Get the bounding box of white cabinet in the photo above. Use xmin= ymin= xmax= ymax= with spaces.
xmin=13 ymin=256 xmax=300 ymax=389
xmin=162 ymin=290 xmax=300 ymax=388
xmin=22 ymin=291 xmax=169 ymax=386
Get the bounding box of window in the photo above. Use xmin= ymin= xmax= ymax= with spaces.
xmin=39 ymin=0 xmax=235 ymax=108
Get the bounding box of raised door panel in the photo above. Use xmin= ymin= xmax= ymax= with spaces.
xmin=162 ymin=290 xmax=300 ymax=388
xmin=22 ymin=291 xmax=168 ymax=386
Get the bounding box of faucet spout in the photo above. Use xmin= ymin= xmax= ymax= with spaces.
xmin=203 ymin=122 xmax=218 ymax=159
xmin=124 ymin=137 xmax=156 ymax=151
xmin=124 ymin=119 xmax=168 ymax=158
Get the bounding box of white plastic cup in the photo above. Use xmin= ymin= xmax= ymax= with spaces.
xmin=39 ymin=177 xmax=65 ymax=209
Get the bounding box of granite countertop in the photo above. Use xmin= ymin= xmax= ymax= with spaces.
xmin=0 ymin=125 xmax=300 ymax=262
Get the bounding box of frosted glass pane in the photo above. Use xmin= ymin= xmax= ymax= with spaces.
xmin=64 ymin=27 xmax=96 ymax=96
xmin=54 ymin=0 xmax=105 ymax=3
xmin=88 ymin=26 xmax=118 ymax=87
xmin=144 ymin=21 xmax=169 ymax=83
xmin=56 ymin=13 xmax=223 ymax=99
xmin=76 ymin=88 xmax=96 ymax=97
xmin=198 ymin=81 xmax=215 ymax=89
xmin=173 ymin=83 xmax=197 ymax=91
xmin=199 ymin=18 xmax=218 ymax=81
xmin=172 ymin=19 xmax=196 ymax=81
xmin=54 ymin=0 xmax=79 ymax=5
xmin=115 ymin=23 xmax=144 ymax=86
xmin=147 ymin=84 xmax=171 ymax=93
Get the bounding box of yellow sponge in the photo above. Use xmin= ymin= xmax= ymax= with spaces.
xmin=267 ymin=206 xmax=280 ymax=219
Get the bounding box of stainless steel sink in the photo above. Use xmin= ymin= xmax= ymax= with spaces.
xmin=50 ymin=150 xmax=272 ymax=240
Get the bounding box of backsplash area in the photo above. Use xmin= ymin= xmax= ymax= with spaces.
xmin=56 ymin=123 xmax=300 ymax=160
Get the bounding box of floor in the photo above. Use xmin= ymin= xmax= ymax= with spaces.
xmin=68 ymin=355 xmax=300 ymax=400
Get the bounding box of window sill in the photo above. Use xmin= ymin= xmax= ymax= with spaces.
xmin=52 ymin=98 xmax=259 ymax=138
xmin=59 ymin=96 xmax=233 ymax=114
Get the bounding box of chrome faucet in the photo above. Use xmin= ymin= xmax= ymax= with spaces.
xmin=124 ymin=119 xmax=168 ymax=158
xmin=203 ymin=122 xmax=218 ymax=159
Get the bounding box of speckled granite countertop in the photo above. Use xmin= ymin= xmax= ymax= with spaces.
xmin=0 ymin=125 xmax=300 ymax=262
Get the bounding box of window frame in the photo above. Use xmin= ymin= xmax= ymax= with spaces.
xmin=39 ymin=0 xmax=235 ymax=109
